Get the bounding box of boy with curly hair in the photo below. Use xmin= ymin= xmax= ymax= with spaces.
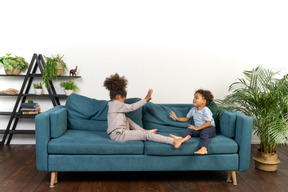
xmin=169 ymin=89 xmax=216 ymax=154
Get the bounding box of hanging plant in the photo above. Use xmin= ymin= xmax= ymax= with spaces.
xmin=43 ymin=54 xmax=67 ymax=89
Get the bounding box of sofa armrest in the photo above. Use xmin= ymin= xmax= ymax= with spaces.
xmin=35 ymin=105 xmax=64 ymax=171
xmin=233 ymin=111 xmax=253 ymax=171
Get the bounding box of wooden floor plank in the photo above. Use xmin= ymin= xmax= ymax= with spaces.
xmin=0 ymin=144 xmax=288 ymax=192
xmin=0 ymin=145 xmax=35 ymax=186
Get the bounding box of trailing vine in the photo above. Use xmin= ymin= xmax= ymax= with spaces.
xmin=43 ymin=54 xmax=67 ymax=89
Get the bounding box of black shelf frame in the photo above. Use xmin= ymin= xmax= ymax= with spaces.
xmin=0 ymin=53 xmax=80 ymax=147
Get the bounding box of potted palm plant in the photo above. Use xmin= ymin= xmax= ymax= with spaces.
xmin=0 ymin=53 xmax=29 ymax=75
xmin=216 ymin=66 xmax=288 ymax=171
xmin=33 ymin=82 xmax=43 ymax=95
xmin=60 ymin=80 xmax=78 ymax=96
xmin=43 ymin=54 xmax=67 ymax=89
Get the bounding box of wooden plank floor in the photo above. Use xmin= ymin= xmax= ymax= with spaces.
xmin=0 ymin=144 xmax=287 ymax=192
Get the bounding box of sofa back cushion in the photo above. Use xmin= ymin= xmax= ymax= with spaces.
xmin=65 ymin=94 xmax=108 ymax=131
xmin=143 ymin=102 xmax=192 ymax=132
xmin=65 ymin=94 xmax=143 ymax=131
xmin=143 ymin=102 xmax=222 ymax=133
xmin=124 ymin=98 xmax=144 ymax=127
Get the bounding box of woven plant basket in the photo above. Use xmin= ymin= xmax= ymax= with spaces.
xmin=56 ymin=62 xmax=63 ymax=76
xmin=253 ymin=149 xmax=280 ymax=172
xmin=5 ymin=68 xmax=21 ymax=75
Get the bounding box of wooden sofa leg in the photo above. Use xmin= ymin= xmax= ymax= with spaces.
xmin=231 ymin=170 xmax=237 ymax=185
xmin=226 ymin=170 xmax=237 ymax=185
xmin=55 ymin=172 xmax=58 ymax=184
xmin=50 ymin=172 xmax=57 ymax=188
xmin=226 ymin=170 xmax=232 ymax=183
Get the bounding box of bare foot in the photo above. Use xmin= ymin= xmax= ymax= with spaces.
xmin=170 ymin=134 xmax=182 ymax=139
xmin=173 ymin=135 xmax=190 ymax=148
xmin=194 ymin=147 xmax=208 ymax=155
xmin=145 ymin=129 xmax=157 ymax=134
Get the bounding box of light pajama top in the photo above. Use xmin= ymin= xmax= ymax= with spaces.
xmin=107 ymin=99 xmax=146 ymax=135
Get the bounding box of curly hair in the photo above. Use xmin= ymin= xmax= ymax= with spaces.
xmin=103 ymin=73 xmax=128 ymax=100
xmin=195 ymin=89 xmax=214 ymax=105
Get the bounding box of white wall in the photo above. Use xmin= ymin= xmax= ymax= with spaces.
xmin=1 ymin=0 xmax=288 ymax=144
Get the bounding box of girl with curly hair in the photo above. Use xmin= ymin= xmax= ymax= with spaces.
xmin=169 ymin=89 xmax=216 ymax=154
xmin=104 ymin=73 xmax=189 ymax=148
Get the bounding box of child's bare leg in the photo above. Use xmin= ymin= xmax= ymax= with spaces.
xmin=145 ymin=129 xmax=157 ymax=134
xmin=194 ymin=147 xmax=208 ymax=155
xmin=170 ymin=134 xmax=182 ymax=139
xmin=173 ymin=135 xmax=191 ymax=148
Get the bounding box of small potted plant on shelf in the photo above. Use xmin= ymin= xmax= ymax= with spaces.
xmin=216 ymin=66 xmax=288 ymax=172
xmin=0 ymin=53 xmax=29 ymax=75
xmin=43 ymin=54 xmax=67 ymax=89
xmin=33 ymin=82 xmax=43 ymax=95
xmin=60 ymin=80 xmax=78 ymax=96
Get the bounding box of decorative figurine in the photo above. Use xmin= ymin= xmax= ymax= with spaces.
xmin=70 ymin=66 xmax=78 ymax=76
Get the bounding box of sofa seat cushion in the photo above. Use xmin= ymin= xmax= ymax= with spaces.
xmin=48 ymin=130 xmax=144 ymax=155
xmin=144 ymin=132 xmax=238 ymax=156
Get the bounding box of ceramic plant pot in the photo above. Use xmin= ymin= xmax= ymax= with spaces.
xmin=65 ymin=89 xmax=73 ymax=96
xmin=253 ymin=148 xmax=280 ymax=172
xmin=34 ymin=88 xmax=43 ymax=95
xmin=5 ymin=68 xmax=21 ymax=75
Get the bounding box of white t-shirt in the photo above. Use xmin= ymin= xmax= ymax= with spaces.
xmin=186 ymin=106 xmax=215 ymax=127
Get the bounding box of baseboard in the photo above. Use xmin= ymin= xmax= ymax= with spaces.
xmin=251 ymin=139 xmax=260 ymax=144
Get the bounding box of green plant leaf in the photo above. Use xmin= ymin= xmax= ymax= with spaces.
xmin=0 ymin=53 xmax=28 ymax=72
xmin=60 ymin=80 xmax=78 ymax=91
xmin=216 ymin=66 xmax=288 ymax=153
xmin=43 ymin=54 xmax=67 ymax=89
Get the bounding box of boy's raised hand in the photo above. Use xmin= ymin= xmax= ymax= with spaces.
xmin=170 ymin=111 xmax=178 ymax=121
xmin=145 ymin=89 xmax=153 ymax=102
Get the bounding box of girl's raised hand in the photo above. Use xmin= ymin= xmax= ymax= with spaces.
xmin=145 ymin=89 xmax=153 ymax=102
xmin=170 ymin=111 xmax=178 ymax=121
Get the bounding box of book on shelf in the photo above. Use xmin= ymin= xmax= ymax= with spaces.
xmin=21 ymin=111 xmax=39 ymax=115
xmin=20 ymin=107 xmax=40 ymax=112
xmin=20 ymin=103 xmax=39 ymax=108
xmin=20 ymin=103 xmax=40 ymax=114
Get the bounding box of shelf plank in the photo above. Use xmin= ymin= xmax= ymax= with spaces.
xmin=0 ymin=130 xmax=35 ymax=134
xmin=0 ymin=93 xmax=68 ymax=98
xmin=0 ymin=112 xmax=13 ymax=115
xmin=22 ymin=94 xmax=68 ymax=98
xmin=0 ymin=94 xmax=19 ymax=96
xmin=0 ymin=74 xmax=81 ymax=78
xmin=15 ymin=114 xmax=39 ymax=118
xmin=0 ymin=112 xmax=40 ymax=118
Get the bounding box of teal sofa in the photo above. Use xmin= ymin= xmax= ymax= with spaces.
xmin=35 ymin=94 xmax=253 ymax=188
